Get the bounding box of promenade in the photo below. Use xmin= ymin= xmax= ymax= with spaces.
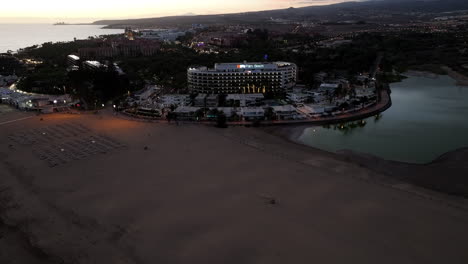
xmin=120 ymin=89 xmax=392 ymax=126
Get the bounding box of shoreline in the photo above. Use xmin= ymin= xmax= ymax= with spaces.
xmin=441 ymin=66 xmax=468 ymax=86
xmin=262 ymin=123 xmax=468 ymax=199
xmin=405 ymin=65 xmax=468 ymax=86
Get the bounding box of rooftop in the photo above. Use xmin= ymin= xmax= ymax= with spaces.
xmin=67 ymin=55 xmax=80 ymax=60
xmin=189 ymin=62 xmax=296 ymax=72
xmin=84 ymin=61 xmax=104 ymax=68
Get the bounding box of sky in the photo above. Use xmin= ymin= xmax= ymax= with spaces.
xmin=0 ymin=0 xmax=350 ymax=23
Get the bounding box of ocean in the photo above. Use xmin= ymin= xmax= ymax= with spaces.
xmin=0 ymin=24 xmax=123 ymax=53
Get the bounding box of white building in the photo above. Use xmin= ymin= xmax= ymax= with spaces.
xmin=194 ymin=94 xmax=207 ymax=107
xmin=188 ymin=62 xmax=297 ymax=94
xmin=296 ymin=105 xmax=326 ymax=117
xmin=140 ymin=29 xmax=187 ymax=42
xmin=319 ymin=83 xmax=340 ymax=91
xmin=240 ymin=107 xmax=265 ymax=120
xmin=226 ymin=94 xmax=264 ymax=107
xmin=67 ymin=55 xmax=80 ymax=66
xmin=286 ymin=93 xmax=311 ymax=104
xmin=206 ymin=94 xmax=218 ymax=107
xmin=159 ymin=94 xmax=190 ymax=108
xmin=271 ymin=105 xmax=299 ymax=120
xmin=83 ymin=61 xmax=106 ymax=71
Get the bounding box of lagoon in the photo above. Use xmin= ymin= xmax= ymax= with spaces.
xmin=297 ymin=74 xmax=468 ymax=164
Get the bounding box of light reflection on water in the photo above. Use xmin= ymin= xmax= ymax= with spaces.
xmin=0 ymin=24 xmax=123 ymax=53
xmin=297 ymin=75 xmax=468 ymax=164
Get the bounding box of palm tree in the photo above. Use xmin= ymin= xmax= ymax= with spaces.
xmin=216 ymin=111 xmax=228 ymax=128
xmin=264 ymin=107 xmax=275 ymax=121
xmin=195 ymin=108 xmax=205 ymax=120
xmin=230 ymin=111 xmax=240 ymax=122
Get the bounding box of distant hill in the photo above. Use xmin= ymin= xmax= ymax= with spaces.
xmin=93 ymin=0 xmax=468 ymax=28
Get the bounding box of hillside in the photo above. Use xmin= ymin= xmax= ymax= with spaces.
xmin=93 ymin=0 xmax=468 ymax=28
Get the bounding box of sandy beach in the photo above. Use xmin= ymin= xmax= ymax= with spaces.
xmin=1 ymin=108 xmax=468 ymax=263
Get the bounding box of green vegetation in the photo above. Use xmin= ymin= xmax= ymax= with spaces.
xmin=376 ymin=32 xmax=468 ymax=75
xmin=68 ymin=66 xmax=129 ymax=108
xmin=15 ymin=40 xmax=101 ymax=95
xmin=16 ymin=64 xmax=67 ymax=94
xmin=11 ymin=30 xmax=468 ymax=106
xmin=216 ymin=112 xmax=228 ymax=128
xmin=0 ymin=54 xmax=25 ymax=75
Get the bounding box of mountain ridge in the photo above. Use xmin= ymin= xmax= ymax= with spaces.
xmin=92 ymin=0 xmax=468 ymax=27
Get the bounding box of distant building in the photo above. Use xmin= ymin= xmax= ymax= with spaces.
xmin=67 ymin=55 xmax=80 ymax=66
xmin=83 ymin=61 xmax=106 ymax=71
xmin=188 ymin=62 xmax=297 ymax=94
xmin=319 ymin=83 xmax=340 ymax=91
xmin=79 ymin=47 xmax=115 ymax=59
xmin=139 ymin=29 xmax=187 ymax=42
xmin=78 ymin=39 xmax=161 ymax=59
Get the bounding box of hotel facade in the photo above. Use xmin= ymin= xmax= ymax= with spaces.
xmin=187 ymin=62 xmax=297 ymax=94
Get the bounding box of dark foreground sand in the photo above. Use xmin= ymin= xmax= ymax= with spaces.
xmin=1 ymin=109 xmax=468 ymax=264
xmin=268 ymin=125 xmax=468 ymax=199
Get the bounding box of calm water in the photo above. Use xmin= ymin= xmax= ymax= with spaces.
xmin=298 ymin=75 xmax=468 ymax=164
xmin=0 ymin=24 xmax=122 ymax=53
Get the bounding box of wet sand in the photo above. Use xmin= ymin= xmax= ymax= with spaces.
xmin=1 ymin=109 xmax=468 ymax=263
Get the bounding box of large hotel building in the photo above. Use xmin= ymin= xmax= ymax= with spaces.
xmin=187 ymin=62 xmax=297 ymax=94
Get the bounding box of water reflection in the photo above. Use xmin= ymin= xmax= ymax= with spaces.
xmin=323 ymin=119 xmax=369 ymax=135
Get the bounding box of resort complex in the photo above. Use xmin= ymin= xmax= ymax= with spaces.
xmin=1 ymin=56 xmax=383 ymax=124
xmin=187 ymin=62 xmax=297 ymax=94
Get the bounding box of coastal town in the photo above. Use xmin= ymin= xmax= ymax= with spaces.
xmin=1 ymin=57 xmax=384 ymax=125
xmin=0 ymin=24 xmax=392 ymax=126
xmin=2 ymin=1 xmax=468 ymax=264
xmin=1 ymin=6 xmax=467 ymax=126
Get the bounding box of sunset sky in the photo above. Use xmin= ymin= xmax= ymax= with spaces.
xmin=1 ymin=0 xmax=349 ymax=23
